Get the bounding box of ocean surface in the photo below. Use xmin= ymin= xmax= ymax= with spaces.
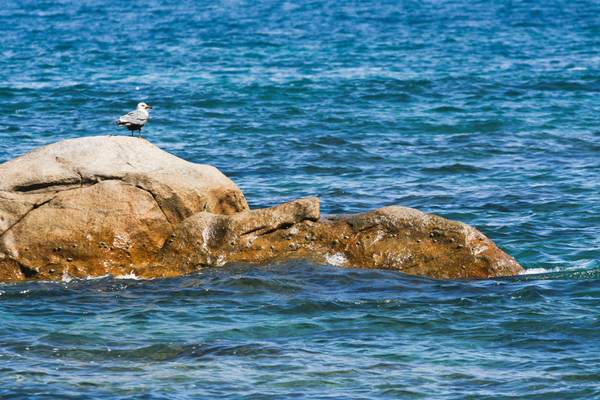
xmin=1 ymin=0 xmax=600 ymax=398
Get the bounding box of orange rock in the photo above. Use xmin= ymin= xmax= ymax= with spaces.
xmin=153 ymin=198 xmax=523 ymax=279
xmin=0 ymin=137 xmax=523 ymax=282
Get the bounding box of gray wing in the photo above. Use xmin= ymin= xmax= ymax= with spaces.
xmin=118 ymin=109 xmax=148 ymax=126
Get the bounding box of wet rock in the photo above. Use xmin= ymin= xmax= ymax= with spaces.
xmin=151 ymin=198 xmax=523 ymax=280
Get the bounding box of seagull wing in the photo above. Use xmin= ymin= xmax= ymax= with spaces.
xmin=118 ymin=109 xmax=148 ymax=127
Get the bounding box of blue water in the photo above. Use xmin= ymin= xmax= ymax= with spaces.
xmin=1 ymin=0 xmax=600 ymax=398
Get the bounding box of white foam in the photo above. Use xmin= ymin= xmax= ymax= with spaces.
xmin=114 ymin=272 xmax=141 ymax=280
xmin=62 ymin=272 xmax=148 ymax=281
xmin=325 ymin=253 xmax=348 ymax=267
xmin=519 ymin=265 xmax=588 ymax=275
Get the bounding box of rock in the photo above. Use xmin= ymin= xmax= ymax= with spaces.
xmin=149 ymin=197 xmax=321 ymax=278
xmin=153 ymin=198 xmax=523 ymax=279
xmin=0 ymin=136 xmax=248 ymax=282
xmin=0 ymin=136 xmax=248 ymax=218
xmin=0 ymin=136 xmax=523 ymax=282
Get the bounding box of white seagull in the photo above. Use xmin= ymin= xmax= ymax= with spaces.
xmin=112 ymin=102 xmax=152 ymax=138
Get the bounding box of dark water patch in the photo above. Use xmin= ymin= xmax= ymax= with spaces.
xmin=421 ymin=163 xmax=488 ymax=174
xmin=429 ymin=106 xmax=466 ymax=113
xmin=522 ymin=79 xmax=600 ymax=92
xmin=9 ymin=341 xmax=284 ymax=363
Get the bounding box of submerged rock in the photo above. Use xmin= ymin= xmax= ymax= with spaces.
xmin=0 ymin=136 xmax=523 ymax=282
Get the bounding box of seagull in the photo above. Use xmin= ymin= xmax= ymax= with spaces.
xmin=112 ymin=102 xmax=152 ymax=138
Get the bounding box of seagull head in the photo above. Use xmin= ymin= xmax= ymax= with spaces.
xmin=137 ymin=102 xmax=152 ymax=110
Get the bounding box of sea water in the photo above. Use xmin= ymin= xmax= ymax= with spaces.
xmin=1 ymin=1 xmax=599 ymax=398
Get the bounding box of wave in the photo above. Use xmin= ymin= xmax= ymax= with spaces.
xmin=519 ymin=266 xmax=587 ymax=275
xmin=518 ymin=265 xmax=600 ymax=280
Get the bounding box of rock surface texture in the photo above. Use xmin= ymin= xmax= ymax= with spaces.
xmin=0 ymin=136 xmax=523 ymax=282
xmin=153 ymin=198 xmax=523 ymax=280
xmin=0 ymin=136 xmax=249 ymax=282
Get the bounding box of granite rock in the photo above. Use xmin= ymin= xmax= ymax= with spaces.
xmin=0 ymin=136 xmax=248 ymax=282
xmin=0 ymin=136 xmax=523 ymax=282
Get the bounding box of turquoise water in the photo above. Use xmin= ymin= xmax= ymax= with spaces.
xmin=1 ymin=0 xmax=600 ymax=398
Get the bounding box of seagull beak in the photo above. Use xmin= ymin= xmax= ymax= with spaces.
xmin=146 ymin=105 xmax=152 ymax=109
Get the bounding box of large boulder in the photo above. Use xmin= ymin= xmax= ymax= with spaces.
xmin=0 ymin=136 xmax=249 ymax=282
xmin=0 ymin=136 xmax=524 ymax=282
xmin=153 ymin=198 xmax=523 ymax=279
